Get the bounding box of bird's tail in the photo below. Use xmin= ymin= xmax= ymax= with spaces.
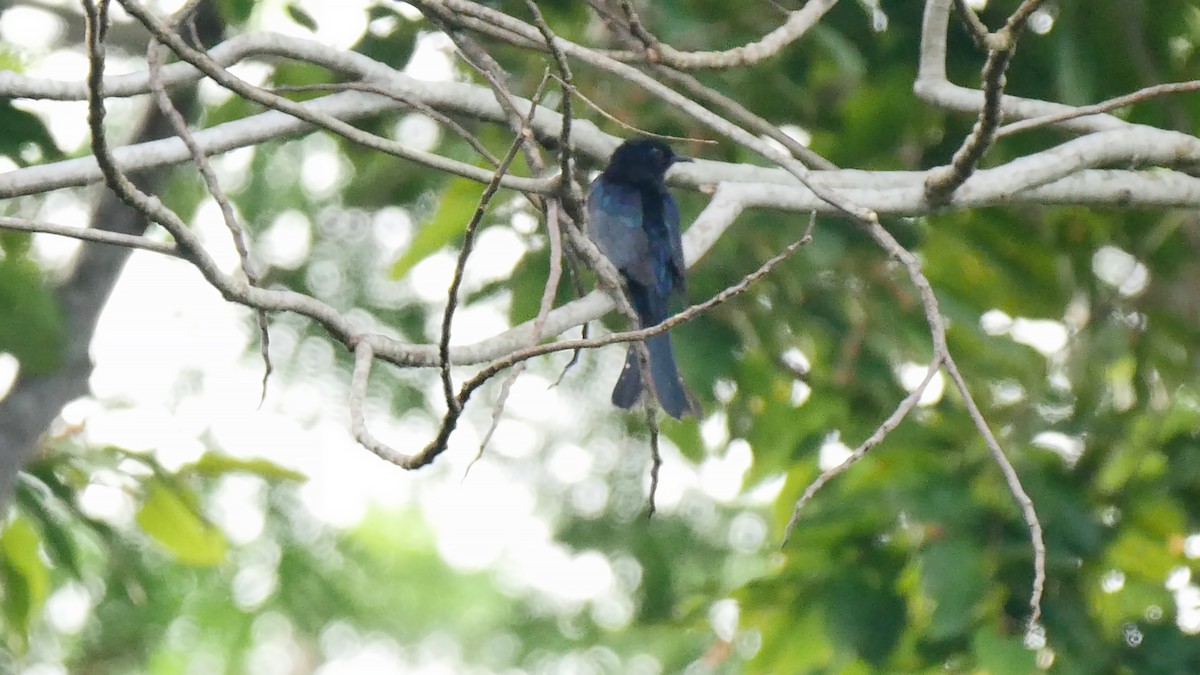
xmin=611 ymin=333 xmax=701 ymax=419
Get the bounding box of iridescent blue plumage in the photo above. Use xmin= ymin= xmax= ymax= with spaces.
xmin=587 ymin=139 xmax=700 ymax=419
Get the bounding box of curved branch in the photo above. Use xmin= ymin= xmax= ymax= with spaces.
xmin=0 ymin=216 xmax=179 ymax=256
xmin=600 ymin=0 xmax=839 ymax=70
xmin=0 ymin=90 xmax=543 ymax=199
xmin=410 ymin=0 xmax=876 ymax=223
xmin=915 ymin=0 xmax=1200 ymax=150
xmin=925 ymin=0 xmax=1048 ymax=201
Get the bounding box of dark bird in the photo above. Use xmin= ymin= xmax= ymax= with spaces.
xmin=588 ymin=138 xmax=701 ymax=419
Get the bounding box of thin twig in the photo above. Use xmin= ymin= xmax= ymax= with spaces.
xmin=349 ymin=341 xmax=411 ymax=464
xmin=555 ymin=76 xmax=716 ymax=145
xmin=0 ymin=216 xmax=180 ymax=257
xmin=1003 ymin=0 xmax=1048 ymax=35
xmin=411 ymin=0 xmax=875 ymax=223
xmin=551 ymin=269 xmax=593 ymax=386
xmin=998 ymin=79 xmax=1200 ymax=138
xmin=147 ymin=28 xmax=273 ymax=404
xmin=551 ymin=327 xmax=587 ymax=385
xmin=617 ymin=0 xmax=660 ymax=56
xmin=462 ymin=230 xmax=813 ymax=407
xmin=924 ymin=38 xmax=1012 ymax=201
xmin=523 ymin=0 xmax=575 ymax=194
xmin=115 ymin=0 xmax=556 ymax=195
xmin=439 ymin=77 xmax=548 ymax=413
xmin=646 ymin=405 xmax=663 ymax=516
xmin=924 ymin=0 xmax=1047 ymax=202
xmin=432 ymin=11 xmax=548 ymax=184
xmin=783 ymin=354 xmax=943 ymax=542
xmin=585 ymin=0 xmax=833 ymax=168
xmin=653 ymin=65 xmax=836 ymax=169
xmin=943 ymin=351 xmax=1045 ymax=628
xmin=271 ymin=81 xmax=501 ymax=165
xmin=858 ymin=214 xmax=1046 ymax=630
xmin=951 ymin=0 xmax=989 ymax=49
xmin=467 ymin=196 xmax=565 ymax=474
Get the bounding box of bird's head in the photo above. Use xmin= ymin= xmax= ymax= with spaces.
xmin=601 ymin=138 xmax=691 ymax=186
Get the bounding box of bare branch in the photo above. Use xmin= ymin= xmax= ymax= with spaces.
xmin=924 ymin=0 xmax=1047 ymax=201
xmin=146 ymin=31 xmax=273 ymax=404
xmin=271 ymin=81 xmax=501 ymax=165
xmin=523 ymin=0 xmax=575 ymax=194
xmin=557 ymin=76 xmax=715 ymax=145
xmin=588 ymin=1 xmax=834 ymax=169
xmin=0 ymin=89 xmax=553 ymax=199
xmin=349 ymin=341 xmax=414 ymax=465
xmin=784 ymin=354 xmax=944 ymax=543
xmin=0 ymin=216 xmax=179 ymax=257
xmin=645 ymin=405 xmax=662 ymax=516
xmin=462 ymin=221 xmax=811 ymax=392
xmin=951 ymin=0 xmax=989 ymax=48
xmin=609 ymin=0 xmax=840 ymax=70
xmin=439 ymin=79 xmax=547 ymax=414
xmin=5 ymin=28 xmax=1198 ymax=211
xmin=409 ymin=0 xmax=875 ymax=223
xmin=915 ymin=0 xmax=1200 ymax=167
xmin=998 ymin=79 xmax=1200 ymax=138
xmin=115 ymin=0 xmax=559 ymax=194
xmin=857 ymin=215 xmax=1046 ymax=630
xmin=470 ymin=197 xmax=566 ymax=472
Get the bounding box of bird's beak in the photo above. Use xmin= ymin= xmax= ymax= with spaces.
xmin=673 ymin=155 xmax=694 ymax=164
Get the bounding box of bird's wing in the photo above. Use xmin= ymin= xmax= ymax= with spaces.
xmin=663 ymin=192 xmax=686 ymax=294
xmin=587 ymin=178 xmax=657 ymax=287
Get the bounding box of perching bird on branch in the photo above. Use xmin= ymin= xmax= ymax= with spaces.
xmin=587 ymin=138 xmax=702 ymax=419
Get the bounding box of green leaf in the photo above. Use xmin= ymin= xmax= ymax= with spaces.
xmin=391 ymin=177 xmax=480 ymax=279
xmin=0 ymin=258 xmax=66 ymax=373
xmin=1 ymin=515 xmax=50 ymax=651
xmin=824 ymin=566 xmax=905 ymax=666
xmin=135 ymin=481 xmax=227 ymax=566
xmin=14 ymin=477 xmax=82 ymax=578
xmin=1 ymin=230 xmax=32 ymax=258
xmin=285 ymin=3 xmax=318 ymax=32
xmin=183 ymin=453 xmax=307 ymax=482
xmin=920 ymin=538 xmax=986 ymax=640
xmin=271 ymin=61 xmax=336 ymax=94
xmin=507 ymin=246 xmax=555 ymax=326
xmin=1053 ymin=20 xmax=1096 ymax=106
xmin=0 ymin=100 xmax=63 ymax=163
xmin=972 ymin=627 xmax=1037 ymax=675
xmin=217 ymin=0 xmax=254 ymax=24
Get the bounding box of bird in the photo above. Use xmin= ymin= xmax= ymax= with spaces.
xmin=587 ymin=138 xmax=702 ymax=419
